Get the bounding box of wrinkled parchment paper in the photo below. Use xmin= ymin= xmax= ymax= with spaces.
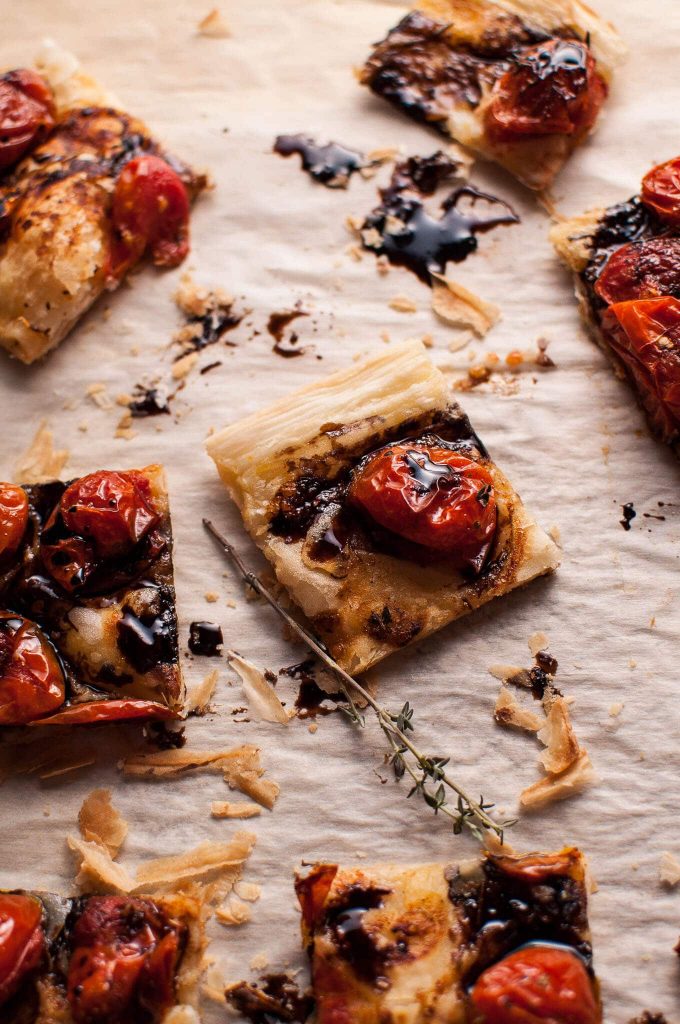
xmin=1 ymin=1 xmax=680 ymax=1019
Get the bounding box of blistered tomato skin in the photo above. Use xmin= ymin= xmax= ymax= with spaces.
xmin=470 ymin=945 xmax=600 ymax=1024
xmin=0 ymin=483 xmax=29 ymax=561
xmin=603 ymin=296 xmax=680 ymax=443
xmin=595 ymin=237 xmax=680 ymax=305
xmin=641 ymin=157 xmax=680 ymax=225
xmin=348 ymin=442 xmax=497 ymax=571
xmin=485 ymin=40 xmax=606 ymax=143
xmin=31 ymin=698 xmax=178 ymax=727
xmin=0 ymin=69 xmax=56 ymax=172
xmin=108 ymin=155 xmax=190 ymax=282
xmin=0 ymin=894 xmax=45 ymax=1007
xmin=67 ymin=895 xmax=183 ymax=1024
xmin=41 ymin=470 xmax=159 ymax=592
xmin=0 ymin=613 xmax=66 ymax=725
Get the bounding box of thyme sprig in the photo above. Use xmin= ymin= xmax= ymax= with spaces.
xmin=203 ymin=519 xmax=515 ymax=844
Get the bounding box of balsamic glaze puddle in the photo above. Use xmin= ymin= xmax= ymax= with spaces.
xmin=281 ymin=660 xmax=347 ymax=719
xmin=267 ymin=307 xmax=309 ymax=358
xmin=325 ymin=885 xmax=392 ymax=981
xmin=226 ymin=973 xmax=314 ymax=1023
xmin=620 ymin=502 xmax=637 ymax=531
xmin=188 ymin=620 xmax=224 ymax=657
xmin=128 ymin=385 xmax=171 ymax=418
xmin=274 ymin=134 xmax=367 ymax=188
xmin=361 ymin=152 xmax=518 ymax=282
xmin=117 ymin=607 xmax=176 ymax=674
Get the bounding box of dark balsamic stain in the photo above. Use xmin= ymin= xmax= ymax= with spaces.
xmin=628 ymin=1015 xmax=671 ymax=1024
xmin=117 ymin=607 xmax=176 ymax=673
xmin=175 ymin=298 xmax=243 ymax=359
xmin=188 ymin=620 xmax=223 ymax=657
xmin=325 ymin=886 xmax=392 ymax=981
xmin=535 ymin=649 xmax=558 ymax=676
xmin=145 ymin=721 xmax=187 ymax=749
xmin=128 ymin=386 xmax=171 ymax=418
xmin=361 ymin=154 xmax=518 ymax=283
xmin=267 ymin=307 xmax=309 ymax=358
xmin=274 ymin=133 xmax=367 ymax=188
xmin=226 ymin=973 xmax=314 ymax=1023
xmin=294 ymin=678 xmax=345 ymax=719
xmin=199 ymin=360 xmax=222 ymax=375
xmin=620 ymin=502 xmax=637 ymax=531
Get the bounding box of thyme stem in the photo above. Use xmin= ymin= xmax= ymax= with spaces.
xmin=203 ymin=519 xmax=510 ymax=843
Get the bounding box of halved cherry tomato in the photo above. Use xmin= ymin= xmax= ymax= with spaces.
xmin=595 ymin=237 xmax=680 ymax=305
xmin=67 ymin=895 xmax=183 ymax=1024
xmin=470 ymin=945 xmax=600 ymax=1024
xmin=108 ymin=155 xmax=190 ymax=282
xmin=30 ymin=698 xmax=178 ymax=726
xmin=603 ymin=296 xmax=680 ymax=443
xmin=41 ymin=470 xmax=159 ymax=592
xmin=0 ymin=893 xmax=45 ymax=1007
xmin=0 ymin=483 xmax=28 ymax=561
xmin=0 ymin=613 xmax=65 ymax=725
xmin=641 ymin=156 xmax=680 ymax=226
xmin=489 ymin=851 xmax=578 ymax=885
xmin=0 ymin=69 xmax=55 ymax=172
xmin=348 ymin=441 xmax=497 ymax=572
xmin=485 ymin=40 xmax=606 ymax=143
xmin=295 ymin=864 xmax=339 ymax=931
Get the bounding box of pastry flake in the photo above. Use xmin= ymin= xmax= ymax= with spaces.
xmin=207 ymin=340 xmax=559 ymax=673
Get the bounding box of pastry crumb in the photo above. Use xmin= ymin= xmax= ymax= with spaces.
xmin=172 ymin=352 xmax=199 ymax=380
xmin=528 ymin=631 xmax=549 ymax=657
xmin=198 ymin=8 xmax=231 ymax=37
xmin=78 ymin=789 xmax=128 ymax=858
xmin=205 ymin=591 xmax=220 ymax=603
xmin=14 ymin=421 xmax=69 ymax=484
xmin=431 ymin=273 xmax=500 ymax=337
xmin=249 ymin=952 xmax=269 ymax=971
xmin=609 ymin=702 xmax=624 ymax=717
xmin=520 ymin=750 xmax=595 ymax=810
xmin=388 ymin=295 xmax=417 ymax=313
xmin=659 ymin=851 xmax=680 ymax=888
xmin=211 ymin=801 xmax=262 ymax=819
xmin=228 ymin=652 xmax=292 ymax=725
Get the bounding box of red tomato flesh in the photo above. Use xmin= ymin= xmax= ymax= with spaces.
xmin=348 ymin=441 xmax=497 ymax=572
xmin=0 ymin=893 xmax=45 ymax=1007
xmin=0 ymin=483 xmax=28 ymax=560
xmin=603 ymin=296 xmax=680 ymax=443
xmin=31 ymin=698 xmax=178 ymax=726
xmin=108 ymin=155 xmax=190 ymax=282
xmin=67 ymin=895 xmax=183 ymax=1024
xmin=0 ymin=613 xmax=65 ymax=725
xmin=470 ymin=945 xmax=600 ymax=1024
xmin=641 ymin=156 xmax=680 ymax=226
xmin=485 ymin=40 xmax=606 ymax=143
xmin=595 ymin=237 xmax=680 ymax=306
xmin=0 ymin=69 xmax=55 ymax=172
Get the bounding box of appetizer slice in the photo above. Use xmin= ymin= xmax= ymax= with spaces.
xmin=206 ymin=340 xmax=559 ymax=674
xmin=0 ymin=43 xmax=205 ymax=364
xmin=551 ymin=156 xmax=680 ymax=450
xmin=360 ymin=0 xmax=626 ymax=191
xmin=0 ymin=465 xmax=183 ymax=726
xmin=296 ymin=847 xmax=600 ymax=1024
xmin=0 ymin=889 xmax=201 ymax=1023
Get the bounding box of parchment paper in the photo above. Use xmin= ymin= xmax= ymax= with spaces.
xmin=0 ymin=1 xmax=679 ymax=1020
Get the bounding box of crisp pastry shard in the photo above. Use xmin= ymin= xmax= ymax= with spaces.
xmin=0 ymin=42 xmax=205 ymax=364
xmin=295 ymin=847 xmax=600 ymax=1024
xmin=0 ymin=464 xmax=184 ymax=725
xmin=206 ymin=340 xmax=559 ymax=674
xmin=360 ymin=0 xmax=626 ymax=191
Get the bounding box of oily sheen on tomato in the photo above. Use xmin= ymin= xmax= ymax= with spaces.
xmin=0 ymin=613 xmax=66 ymax=725
xmin=348 ymin=442 xmax=497 ymax=571
xmin=108 ymin=154 xmax=190 ymax=281
xmin=67 ymin=896 xmax=183 ymax=1024
xmin=0 ymin=69 xmax=55 ymax=172
xmin=603 ymin=296 xmax=680 ymax=443
xmin=485 ymin=40 xmax=606 ymax=143
xmin=0 ymin=482 xmax=29 ymax=561
xmin=0 ymin=893 xmax=45 ymax=1006
xmin=41 ymin=470 xmax=159 ymax=591
xmin=470 ymin=945 xmax=600 ymax=1024
xmin=595 ymin=237 xmax=680 ymax=305
xmin=641 ymin=156 xmax=680 ymax=226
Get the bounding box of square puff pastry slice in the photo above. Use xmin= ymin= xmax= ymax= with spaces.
xmin=361 ymin=0 xmax=627 ymax=191
xmin=295 ymin=847 xmax=597 ymax=1024
xmin=0 ymin=41 xmax=204 ymax=364
xmin=206 ymin=340 xmax=559 ymax=674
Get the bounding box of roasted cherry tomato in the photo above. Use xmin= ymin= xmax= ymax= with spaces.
xmin=0 ymin=483 xmax=28 ymax=561
xmin=108 ymin=154 xmax=190 ymax=282
xmin=348 ymin=441 xmax=497 ymax=572
xmin=0 ymin=69 xmax=55 ymax=172
xmin=30 ymin=698 xmax=178 ymax=727
xmin=603 ymin=296 xmax=680 ymax=443
xmin=595 ymin=237 xmax=680 ymax=305
xmin=470 ymin=945 xmax=600 ymax=1024
xmin=41 ymin=470 xmax=159 ymax=592
xmin=485 ymin=40 xmax=606 ymax=143
xmin=67 ymin=895 xmax=184 ymax=1024
xmin=0 ymin=893 xmax=45 ymax=1007
xmin=641 ymin=156 xmax=680 ymax=226
xmin=0 ymin=613 xmax=65 ymax=725
xmin=490 ymin=851 xmax=577 ymax=884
